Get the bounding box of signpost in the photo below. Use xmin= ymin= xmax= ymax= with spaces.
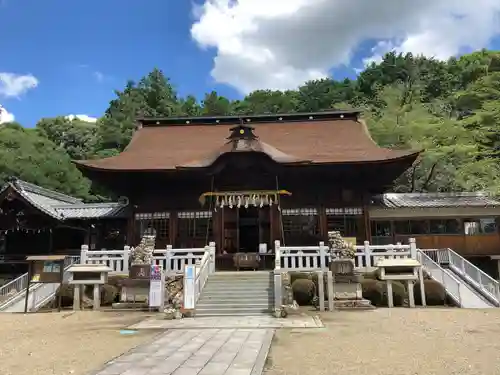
xmin=24 ymin=255 xmax=66 ymax=313
xmin=148 ymin=264 xmax=165 ymax=310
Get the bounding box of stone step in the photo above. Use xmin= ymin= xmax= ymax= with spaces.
xmin=202 ymin=287 xmax=272 ymax=293
xmin=203 ymin=281 xmax=273 ymax=290
xmin=196 ymin=302 xmax=272 ymax=309
xmin=195 ymin=306 xmax=272 ymax=316
xmin=195 ymin=311 xmax=272 ymax=317
xmin=198 ymin=297 xmax=273 ymax=304
xmin=211 ymin=271 xmax=272 ymax=276
xmin=207 ymin=278 xmax=272 ymax=283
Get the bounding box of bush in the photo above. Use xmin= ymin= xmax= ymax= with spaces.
xmin=292 ymin=279 xmax=316 ymax=305
xmin=361 ymin=279 xmax=384 ymax=306
xmin=85 ymin=284 xmax=119 ymax=305
xmin=55 ymin=284 xmax=76 ymax=307
xmin=106 ymin=275 xmax=128 ymax=289
xmin=289 ymin=272 xmax=313 ymax=285
xmin=361 ymin=280 xmax=406 ymax=307
xmin=414 ymin=280 xmax=446 ymax=305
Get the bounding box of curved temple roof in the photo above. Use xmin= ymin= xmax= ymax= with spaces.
xmin=75 ymin=111 xmax=420 ymax=172
xmin=0 ymin=178 xmax=128 ymax=220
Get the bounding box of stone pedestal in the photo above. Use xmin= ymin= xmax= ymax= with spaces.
xmin=331 ymin=259 xmax=374 ymax=310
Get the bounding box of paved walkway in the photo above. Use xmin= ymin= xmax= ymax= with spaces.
xmin=95 ymin=328 xmax=274 ymax=375
xmin=129 ymin=315 xmax=323 ymax=330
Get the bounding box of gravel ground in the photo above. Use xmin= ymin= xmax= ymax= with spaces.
xmin=265 ymin=308 xmax=500 ymax=375
xmin=0 ymin=311 xmax=161 ymax=375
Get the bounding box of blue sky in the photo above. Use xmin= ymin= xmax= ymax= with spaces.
xmin=1 ymin=0 xmax=500 ymax=126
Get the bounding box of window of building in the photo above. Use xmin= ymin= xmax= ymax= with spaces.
xmin=177 ymin=211 xmax=213 ymax=243
xmin=281 ymin=208 xmax=319 ymax=245
xmin=394 ymin=220 xmax=411 ymax=235
xmin=429 ymin=219 xmax=460 ymax=234
xmin=393 ymin=220 xmax=429 ymax=235
xmin=370 ymin=221 xmax=392 ymax=245
xmin=464 ymin=218 xmax=497 ymax=235
xmin=325 ymin=207 xmax=362 ymax=237
xmin=134 ymin=212 xmax=170 ymax=240
xmin=371 ymin=221 xmax=392 ymax=237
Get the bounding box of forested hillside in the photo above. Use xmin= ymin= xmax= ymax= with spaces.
xmin=2 ymin=50 xmax=500 ymax=200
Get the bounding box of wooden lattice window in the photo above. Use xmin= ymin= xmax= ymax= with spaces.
xmin=134 ymin=212 xmax=170 ymax=240
xmin=326 ymin=207 xmax=362 ymax=237
xmin=177 ymin=211 xmax=213 ymax=242
xmin=281 ymin=208 xmax=319 ymax=245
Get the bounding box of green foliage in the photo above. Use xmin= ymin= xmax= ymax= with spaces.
xmin=3 ymin=50 xmax=500 ymax=199
xmin=414 ymin=279 xmax=447 ymax=305
xmin=36 ymin=116 xmax=98 ymax=160
xmin=291 ymin=278 xmax=316 ymax=305
xmin=0 ymin=125 xmax=91 ymax=198
xmin=361 ymin=279 xmax=407 ymax=307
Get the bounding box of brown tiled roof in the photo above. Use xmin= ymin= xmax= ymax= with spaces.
xmin=76 ymin=115 xmax=420 ymax=171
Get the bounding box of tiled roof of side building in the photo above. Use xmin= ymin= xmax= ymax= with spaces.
xmin=372 ymin=192 xmax=500 ymax=209
xmin=0 ymin=178 xmax=128 ymax=220
xmin=74 ymin=111 xmax=420 ymax=171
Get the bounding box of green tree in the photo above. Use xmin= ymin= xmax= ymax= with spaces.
xmin=97 ymin=69 xmax=181 ymax=152
xmin=36 ymin=116 xmax=98 ymax=160
xmin=366 ymin=85 xmax=499 ymax=193
xmin=0 ymin=125 xmax=91 ymax=198
xmin=201 ymin=91 xmax=232 ymax=116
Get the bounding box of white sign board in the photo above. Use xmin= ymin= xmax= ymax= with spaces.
xmin=259 ymin=243 xmax=267 ymax=254
xmin=183 ymin=265 xmax=195 ymax=310
xmin=149 ymin=265 xmax=165 ymax=309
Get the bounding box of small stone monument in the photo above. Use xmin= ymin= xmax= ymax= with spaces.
xmin=130 ymin=235 xmax=156 ymax=265
xmin=328 ymin=231 xmax=373 ymax=309
xmin=119 ymin=234 xmax=156 ymax=305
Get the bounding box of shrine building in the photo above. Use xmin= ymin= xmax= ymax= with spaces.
xmin=74 ymin=110 xmax=419 ymax=255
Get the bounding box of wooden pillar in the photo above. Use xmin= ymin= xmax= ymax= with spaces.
xmin=212 ymin=209 xmax=221 ymax=251
xmin=318 ymin=206 xmax=327 ymax=239
xmin=220 ymin=208 xmax=225 ymax=254
xmin=169 ymin=211 xmax=178 ymax=247
xmin=363 ymin=205 xmax=371 ymax=243
xmin=270 ymin=205 xmax=280 ymax=243
xmin=126 ymin=212 xmax=135 ymax=246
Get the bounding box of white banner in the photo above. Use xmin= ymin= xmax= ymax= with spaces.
xmin=149 ymin=264 xmax=164 ymax=309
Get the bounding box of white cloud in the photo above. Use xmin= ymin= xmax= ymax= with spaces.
xmin=65 ymin=114 xmax=98 ymax=123
xmin=0 ymin=105 xmax=14 ymax=124
xmin=0 ymin=72 xmax=39 ymax=98
xmin=191 ymin=0 xmax=500 ymax=93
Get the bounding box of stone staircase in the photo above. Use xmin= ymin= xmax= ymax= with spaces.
xmin=196 ymin=271 xmax=274 ymax=317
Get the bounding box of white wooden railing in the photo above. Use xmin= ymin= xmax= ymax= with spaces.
xmin=182 ymin=242 xmax=216 ymax=311
xmin=153 ymin=246 xmax=207 ymax=274
xmin=80 ymin=243 xmax=214 ymax=275
xmin=274 ymin=238 xmax=417 ymax=271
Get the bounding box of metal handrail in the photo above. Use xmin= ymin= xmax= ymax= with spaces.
xmin=417 ymin=250 xmax=463 ymax=306
xmin=421 ymin=248 xmax=500 ymax=306
xmin=0 ymin=256 xmax=80 ymax=310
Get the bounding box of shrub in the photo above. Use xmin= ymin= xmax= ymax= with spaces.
xmin=106 ymin=275 xmax=128 ymax=289
xmin=85 ymin=284 xmax=119 ymax=305
xmin=292 ymin=279 xmax=316 ymax=305
xmin=414 ymin=280 xmax=446 ymax=305
xmin=382 ymin=281 xmax=406 ymax=307
xmin=361 ymin=279 xmax=384 ymax=306
xmin=55 ymin=284 xmax=75 ymax=307
xmin=289 ymin=272 xmax=313 ymax=285
xmin=361 ymin=280 xmax=406 ymax=307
